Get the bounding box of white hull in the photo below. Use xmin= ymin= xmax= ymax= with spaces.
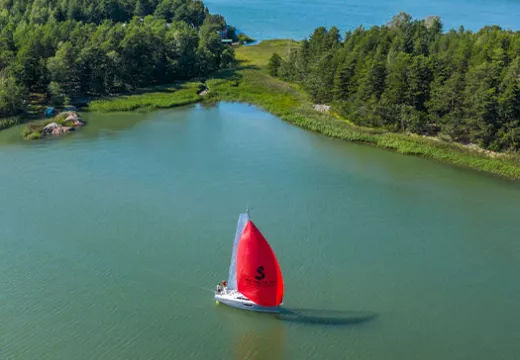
xmin=215 ymin=290 xmax=281 ymax=313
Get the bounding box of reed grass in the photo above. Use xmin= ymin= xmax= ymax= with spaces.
xmin=0 ymin=116 xmax=21 ymax=131
xmin=89 ymin=83 xmax=202 ymax=112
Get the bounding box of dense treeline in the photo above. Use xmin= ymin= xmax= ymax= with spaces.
xmin=0 ymin=0 xmax=236 ymax=117
xmin=272 ymin=13 xmax=520 ymax=152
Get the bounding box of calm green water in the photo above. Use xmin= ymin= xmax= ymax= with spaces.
xmin=206 ymin=0 xmax=520 ymax=40
xmin=1 ymin=103 xmax=519 ymax=359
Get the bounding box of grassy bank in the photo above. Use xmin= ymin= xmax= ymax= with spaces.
xmin=234 ymin=39 xmax=300 ymax=67
xmin=88 ymin=82 xmax=203 ymax=112
xmin=0 ymin=116 xmax=21 ymax=131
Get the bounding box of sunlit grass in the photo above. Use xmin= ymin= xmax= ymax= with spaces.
xmin=236 ymin=39 xmax=301 ymax=68
xmin=88 ymin=83 xmax=203 ymax=112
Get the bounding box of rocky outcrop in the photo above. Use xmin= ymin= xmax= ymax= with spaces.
xmin=62 ymin=112 xmax=85 ymax=126
xmin=52 ymin=126 xmax=75 ymax=136
xmin=43 ymin=122 xmax=59 ymax=133
xmin=27 ymin=111 xmax=86 ymax=140
xmin=42 ymin=122 xmax=76 ymax=136
xmin=47 ymin=112 xmax=84 ymax=137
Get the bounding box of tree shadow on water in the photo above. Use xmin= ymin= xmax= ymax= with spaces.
xmin=278 ymin=308 xmax=377 ymax=327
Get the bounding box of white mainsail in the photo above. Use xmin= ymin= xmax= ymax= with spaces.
xmin=227 ymin=211 xmax=249 ymax=290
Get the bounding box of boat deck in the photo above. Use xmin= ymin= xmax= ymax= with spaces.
xmin=215 ymin=288 xmax=282 ymax=313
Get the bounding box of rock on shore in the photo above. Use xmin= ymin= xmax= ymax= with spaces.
xmin=24 ymin=111 xmax=86 ymax=140
xmin=41 ymin=112 xmax=85 ymax=138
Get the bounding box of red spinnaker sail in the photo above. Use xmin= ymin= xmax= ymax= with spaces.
xmin=236 ymin=220 xmax=284 ymax=307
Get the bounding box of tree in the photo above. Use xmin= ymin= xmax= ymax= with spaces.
xmin=47 ymin=41 xmax=81 ymax=97
xmin=327 ymin=26 xmax=341 ymax=49
xmin=427 ymin=71 xmax=467 ymax=141
xmin=154 ymin=0 xmax=173 ymax=20
xmin=304 ymin=53 xmax=335 ymax=103
xmin=388 ymin=12 xmax=411 ymax=29
xmin=496 ymin=57 xmax=520 ymax=150
xmin=463 ymin=62 xmax=500 ymax=149
xmin=220 ymin=47 xmax=235 ymax=69
xmin=48 ymin=81 xmax=66 ymax=105
xmin=268 ymin=52 xmax=282 ymax=77
xmin=381 ymin=52 xmax=411 ymax=130
xmin=15 ymin=34 xmax=45 ymax=91
xmin=134 ymin=0 xmax=146 ymax=17
xmin=0 ymin=70 xmax=27 ymax=116
xmin=407 ymin=55 xmax=432 ymax=112
xmin=332 ymin=59 xmax=356 ymax=101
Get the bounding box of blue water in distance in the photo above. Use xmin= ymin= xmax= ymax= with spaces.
xmin=205 ymin=0 xmax=520 ymax=40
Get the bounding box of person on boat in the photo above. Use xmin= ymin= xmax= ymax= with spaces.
xmin=222 ymin=280 xmax=227 ymax=289
xmin=216 ymin=283 xmax=222 ymax=294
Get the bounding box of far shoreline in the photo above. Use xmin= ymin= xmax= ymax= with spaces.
xmin=3 ymin=39 xmax=520 ymax=181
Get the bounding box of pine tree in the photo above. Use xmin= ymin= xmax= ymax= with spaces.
xmin=267 ymin=52 xmax=282 ymax=77
xmin=497 ymin=57 xmax=520 ymax=150
xmin=134 ymin=0 xmax=146 ymax=17
xmin=381 ymin=52 xmax=411 ymax=130
xmin=48 ymin=81 xmax=65 ymax=105
xmin=407 ymin=55 xmax=432 ymax=112
xmin=332 ymin=60 xmax=355 ymax=101
xmin=0 ymin=70 xmax=26 ymax=116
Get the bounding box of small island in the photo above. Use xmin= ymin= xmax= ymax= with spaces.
xmin=23 ymin=111 xmax=85 ymax=140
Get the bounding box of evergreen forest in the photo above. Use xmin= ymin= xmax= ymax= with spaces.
xmin=0 ymin=0 xmax=236 ymax=116
xmin=272 ymin=13 xmax=520 ymax=152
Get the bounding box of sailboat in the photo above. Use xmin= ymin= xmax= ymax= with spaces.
xmin=215 ymin=211 xmax=284 ymax=313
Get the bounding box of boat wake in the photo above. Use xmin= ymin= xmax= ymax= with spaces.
xmin=278 ymin=308 xmax=377 ymax=326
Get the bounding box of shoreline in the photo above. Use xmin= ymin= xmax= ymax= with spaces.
xmin=4 ymin=39 xmax=520 ymax=180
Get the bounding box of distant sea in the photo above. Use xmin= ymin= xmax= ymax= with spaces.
xmin=205 ymin=0 xmax=520 ymax=40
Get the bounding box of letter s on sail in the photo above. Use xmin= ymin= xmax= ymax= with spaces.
xmin=255 ymin=266 xmax=265 ymax=280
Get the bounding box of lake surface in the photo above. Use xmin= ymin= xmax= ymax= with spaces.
xmin=206 ymin=0 xmax=520 ymax=40
xmin=1 ymin=103 xmax=519 ymax=359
